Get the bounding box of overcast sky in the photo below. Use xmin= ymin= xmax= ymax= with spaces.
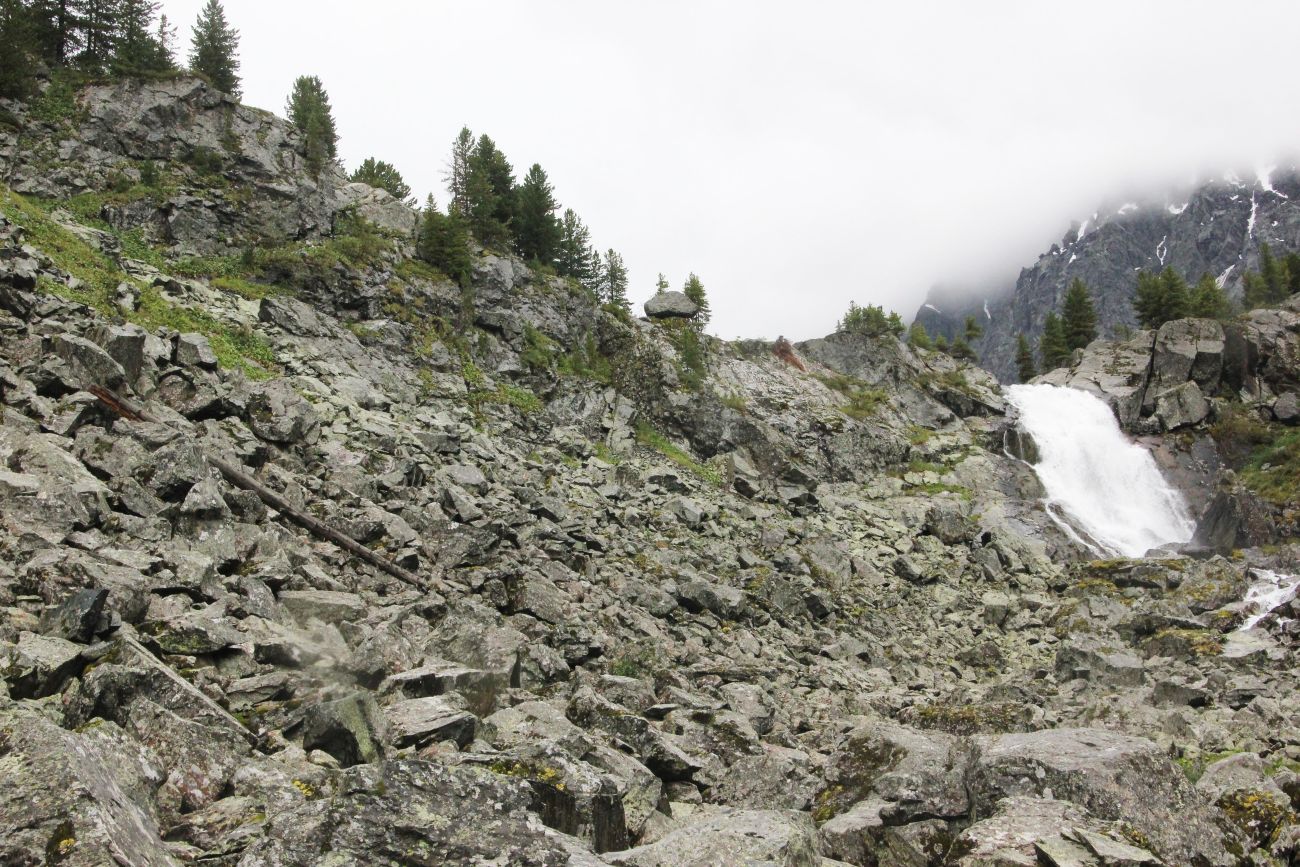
xmin=163 ymin=0 xmax=1300 ymax=340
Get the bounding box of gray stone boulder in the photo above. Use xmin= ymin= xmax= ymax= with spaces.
xmin=246 ymin=380 xmax=320 ymax=445
xmin=89 ymin=323 xmax=148 ymax=381
xmin=335 ymin=181 xmax=417 ymax=237
xmin=1154 ymin=381 xmax=1209 ymax=431
xmin=302 ymin=693 xmax=387 ymax=767
xmin=2 ymin=631 xmax=86 ymax=697
xmin=174 ymin=332 xmax=218 ymax=369
xmin=384 ymin=696 xmax=477 ymax=749
xmin=969 ymin=728 xmax=1232 ymax=865
xmin=51 ymin=333 xmax=128 ymax=390
xmin=1272 ymin=391 xmax=1300 ymax=425
xmin=1192 ymin=476 xmax=1276 ymax=553
xmin=234 ymin=760 xmax=595 ymax=865
xmin=644 ymin=291 xmax=699 ymax=319
xmin=1151 ymin=318 xmax=1225 ymax=393
xmin=0 ymin=703 xmax=176 ymax=867
xmin=606 ymin=808 xmax=821 ymax=867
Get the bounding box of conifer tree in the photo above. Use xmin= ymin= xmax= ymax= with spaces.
xmin=683 ymin=273 xmax=710 ymax=325
xmin=655 ymin=273 xmax=669 ymax=293
xmin=351 ymin=158 xmax=413 ymax=204
xmin=1061 ymin=278 xmax=1097 ymax=351
xmin=77 ymin=0 xmax=119 ymax=71
xmin=1015 ymin=333 xmax=1036 ymax=382
xmin=416 ymin=195 xmax=472 ymax=287
xmin=1244 ymin=243 xmax=1290 ymax=309
xmin=28 ymin=0 xmax=83 ymax=66
xmin=557 ymin=208 xmax=597 ymax=285
xmin=933 ymin=334 xmax=949 ymax=353
xmin=512 ymin=163 xmax=560 ymax=263
xmin=466 ymin=135 xmax=514 ymax=248
xmin=189 ymin=0 xmax=240 ymax=97
xmin=1189 ymin=272 xmax=1231 ymax=320
xmin=602 ymin=249 xmax=629 ymax=310
xmin=949 ymin=335 xmax=976 ymax=360
xmin=444 ymin=127 xmax=474 ymax=217
xmin=907 ymin=321 xmax=931 ymax=349
xmin=1285 ymin=253 xmax=1300 ymax=296
xmin=286 ymin=75 xmax=338 ymax=176
xmin=963 ymin=314 xmax=983 ymax=343
xmin=1039 ymin=312 xmax=1070 ymax=371
xmin=0 ymin=0 xmax=37 ymax=99
xmin=114 ymin=0 xmax=172 ymax=74
xmin=1159 ymin=267 xmax=1190 ymax=323
xmin=155 ymin=12 xmax=175 ymax=63
xmin=887 ymin=311 xmax=905 ymax=337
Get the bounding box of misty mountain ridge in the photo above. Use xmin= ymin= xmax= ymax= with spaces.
xmin=916 ymin=165 xmax=1300 ymax=381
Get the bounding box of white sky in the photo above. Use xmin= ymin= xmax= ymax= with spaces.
xmin=162 ymin=0 xmax=1300 ymax=340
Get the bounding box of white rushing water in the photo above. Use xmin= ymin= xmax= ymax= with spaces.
xmin=1238 ymin=569 xmax=1300 ymax=631
xmin=1006 ymin=384 xmax=1196 ymax=557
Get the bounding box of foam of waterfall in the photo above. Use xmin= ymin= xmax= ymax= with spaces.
xmin=1238 ymin=569 xmax=1300 ymax=631
xmin=1006 ymin=384 xmax=1196 ymax=558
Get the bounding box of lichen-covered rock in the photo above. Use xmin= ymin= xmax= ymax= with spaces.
xmin=607 ymin=808 xmax=821 ymax=867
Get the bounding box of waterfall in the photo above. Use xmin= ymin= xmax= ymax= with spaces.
xmin=1006 ymin=384 xmax=1195 ymax=558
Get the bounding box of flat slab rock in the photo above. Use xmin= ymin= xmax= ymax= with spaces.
xmin=605 ymin=808 xmax=821 ymax=867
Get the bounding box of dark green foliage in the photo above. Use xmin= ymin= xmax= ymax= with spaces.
xmin=655 ymin=273 xmax=669 ymax=292
xmin=1285 ymin=253 xmax=1300 ymax=296
xmin=1189 ymin=272 xmax=1231 ymax=320
xmin=350 ymin=157 xmax=412 ymax=205
xmin=557 ymin=208 xmax=600 ymax=291
xmin=963 ymin=314 xmax=983 ymax=343
xmin=444 ymin=127 xmax=474 ymax=217
xmin=1015 ymin=333 xmax=1036 ymax=382
xmin=28 ymin=0 xmax=83 ymax=66
xmin=0 ymin=0 xmax=36 ymax=99
xmin=76 ymin=0 xmax=118 ymax=71
xmin=188 ymin=0 xmax=239 ymax=97
xmin=286 ymin=75 xmax=338 ymax=177
xmin=1244 ymin=243 xmax=1291 ymax=309
xmin=512 ymin=163 xmax=560 ymax=263
xmin=1039 ymin=311 xmax=1070 ymax=371
xmin=670 ymin=320 xmax=707 ymax=389
xmin=838 ymin=301 xmax=902 ymax=337
xmin=112 ymin=0 xmax=172 ymax=74
xmin=1061 ymin=278 xmax=1097 ymax=350
xmin=1133 ymin=267 xmax=1190 ymax=328
xmin=907 ymin=321 xmax=931 ymax=349
xmin=466 ymin=135 xmax=514 ymax=248
xmin=602 ymin=249 xmax=629 ymax=310
xmin=949 ymin=335 xmax=976 ymax=360
xmin=683 ymin=273 xmax=710 ymax=326
xmin=933 ymin=334 xmax=948 ymax=352
xmin=416 ymin=195 xmax=471 ymax=287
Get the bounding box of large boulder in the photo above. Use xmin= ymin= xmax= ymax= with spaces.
xmin=606 ymin=808 xmax=821 ymax=867
xmin=969 ymin=728 xmax=1233 ymax=865
xmin=1153 ymin=381 xmax=1209 ymax=431
xmin=1151 ymin=318 xmax=1225 ymax=393
xmin=644 ymin=291 xmax=699 ymax=319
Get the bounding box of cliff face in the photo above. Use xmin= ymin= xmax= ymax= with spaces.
xmin=916 ymin=169 xmax=1300 ymax=382
xmin=0 ymin=76 xmax=1297 ymax=866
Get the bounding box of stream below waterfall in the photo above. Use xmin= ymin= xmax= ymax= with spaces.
xmin=1007 ymin=383 xmax=1299 ymax=629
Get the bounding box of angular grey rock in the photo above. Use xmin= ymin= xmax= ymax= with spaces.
xmin=41 ymin=587 xmax=109 ymax=643
xmin=607 ymin=808 xmax=820 ymax=867
xmin=89 ymin=323 xmax=148 ymax=381
xmin=1272 ymin=391 xmax=1300 ymax=425
xmin=51 ymin=333 xmax=127 ymax=389
xmin=302 ymin=693 xmax=387 ymax=767
xmin=385 ymin=696 xmax=478 ymax=749
xmin=1154 ymin=381 xmax=1209 ymax=431
xmin=676 ymin=575 xmax=746 ymax=619
xmin=246 ymin=379 xmax=321 ymax=444
xmin=278 ymin=589 xmax=365 ymax=625
xmin=643 ymin=290 xmax=699 ymax=319
xmin=3 ymin=631 xmax=85 ymax=697
xmin=174 ymin=332 xmax=219 ymax=369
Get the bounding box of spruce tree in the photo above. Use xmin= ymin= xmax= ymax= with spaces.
xmin=887 ymin=311 xmax=905 ymax=337
xmin=602 ymin=249 xmax=629 ymax=310
xmin=28 ymin=0 xmax=83 ymax=66
xmin=188 ymin=0 xmax=239 ymax=97
xmin=655 ymin=273 xmax=669 ymax=293
xmin=1039 ymin=312 xmax=1070 ymax=371
xmin=77 ymin=0 xmax=118 ymax=71
xmin=963 ymin=314 xmax=983 ymax=343
xmin=286 ymin=75 xmax=338 ymax=176
xmin=114 ymin=0 xmax=172 ymax=75
xmin=351 ymin=158 xmax=413 ymax=204
xmin=683 ymin=273 xmax=710 ymax=325
xmin=416 ymin=195 xmax=472 ymax=287
xmin=1189 ymin=272 xmax=1230 ymax=320
xmin=933 ymin=335 xmax=949 ymax=353
xmin=1133 ymin=270 xmax=1163 ymax=328
xmin=512 ymin=163 xmax=560 ymax=263
xmin=444 ymin=127 xmax=474 ymax=217
xmin=949 ymin=335 xmax=976 ymax=360
xmin=907 ymin=321 xmax=931 ymax=349
xmin=0 ymin=0 xmax=37 ymax=99
xmin=557 ymin=208 xmax=596 ymax=284
xmin=1159 ymin=267 xmax=1190 ymax=323
xmin=1061 ymin=278 xmax=1097 ymax=351
xmin=465 ymin=135 xmax=513 ymax=248
xmin=1015 ymin=333 xmax=1036 ymax=382
xmin=1259 ymin=243 xmax=1289 ymax=303
xmin=1285 ymin=253 xmax=1300 ymax=296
